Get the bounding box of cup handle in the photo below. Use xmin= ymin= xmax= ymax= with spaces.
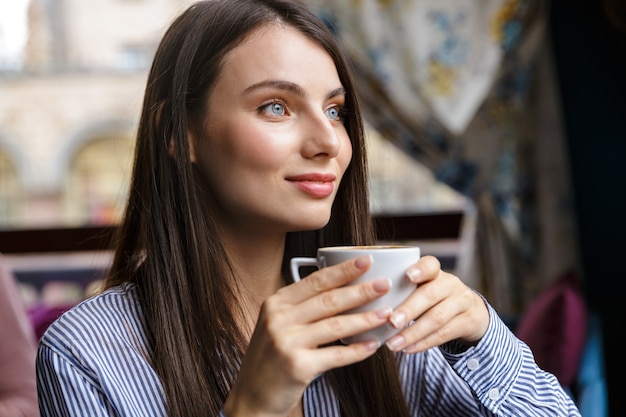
xmin=290 ymin=257 xmax=321 ymax=282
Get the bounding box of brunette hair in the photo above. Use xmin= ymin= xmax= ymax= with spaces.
xmin=104 ymin=0 xmax=409 ymax=415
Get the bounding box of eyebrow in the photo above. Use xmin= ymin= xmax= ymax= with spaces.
xmin=243 ymin=80 xmax=346 ymax=101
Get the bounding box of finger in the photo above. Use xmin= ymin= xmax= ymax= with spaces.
xmin=278 ymin=255 xmax=373 ymax=304
xmin=295 ymin=277 xmax=392 ymax=324
xmin=295 ymin=305 xmax=393 ymax=347
xmin=388 ymin=271 xmax=455 ymax=330
xmin=306 ymin=339 xmax=382 ymax=376
xmin=405 ymin=255 xmax=441 ymax=284
xmin=386 ymin=296 xmax=466 ymax=352
xmin=387 ymin=284 xmax=488 ymax=352
xmin=403 ymin=306 xmax=481 ymax=353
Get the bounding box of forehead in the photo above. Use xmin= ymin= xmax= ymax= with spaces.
xmin=235 ymin=22 xmax=322 ymax=56
xmin=216 ymin=23 xmax=339 ymax=85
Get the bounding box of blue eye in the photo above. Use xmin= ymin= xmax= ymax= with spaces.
xmin=325 ymin=105 xmax=345 ymax=121
xmin=261 ymin=102 xmax=285 ymax=116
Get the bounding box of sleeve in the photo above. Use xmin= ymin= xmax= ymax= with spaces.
xmin=437 ymin=303 xmax=582 ymax=416
xmin=36 ymin=343 xmax=116 ymax=417
xmin=0 ymin=255 xmax=40 ymax=417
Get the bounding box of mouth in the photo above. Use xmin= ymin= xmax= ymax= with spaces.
xmin=286 ymin=173 xmax=337 ymax=198
xmin=286 ymin=173 xmax=337 ymax=182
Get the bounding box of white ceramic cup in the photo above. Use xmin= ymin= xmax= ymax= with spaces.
xmin=290 ymin=245 xmax=420 ymax=344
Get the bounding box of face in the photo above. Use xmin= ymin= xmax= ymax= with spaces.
xmin=190 ymin=24 xmax=352 ymax=236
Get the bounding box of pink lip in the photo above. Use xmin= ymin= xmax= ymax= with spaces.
xmin=286 ymin=173 xmax=336 ymax=198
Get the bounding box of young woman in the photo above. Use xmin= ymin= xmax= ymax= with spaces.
xmin=36 ymin=1 xmax=581 ymax=416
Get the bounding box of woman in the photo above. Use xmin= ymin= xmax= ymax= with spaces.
xmin=36 ymin=1 xmax=581 ymax=416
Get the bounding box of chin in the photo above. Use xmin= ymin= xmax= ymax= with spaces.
xmin=288 ymin=215 xmax=331 ymax=232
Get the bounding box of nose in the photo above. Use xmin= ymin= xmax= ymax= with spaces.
xmin=300 ymin=111 xmax=343 ymax=159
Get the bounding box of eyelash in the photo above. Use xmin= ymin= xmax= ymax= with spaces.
xmin=328 ymin=105 xmax=349 ymax=122
xmin=258 ymin=100 xmax=348 ymax=122
xmin=259 ymin=100 xmax=288 ymax=117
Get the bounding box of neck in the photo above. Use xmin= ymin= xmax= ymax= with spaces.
xmin=221 ymin=231 xmax=287 ymax=333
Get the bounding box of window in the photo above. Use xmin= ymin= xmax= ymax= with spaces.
xmin=63 ymin=135 xmax=135 ymax=226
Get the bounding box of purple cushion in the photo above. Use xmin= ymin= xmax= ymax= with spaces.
xmin=28 ymin=304 xmax=73 ymax=340
xmin=514 ymin=271 xmax=587 ymax=388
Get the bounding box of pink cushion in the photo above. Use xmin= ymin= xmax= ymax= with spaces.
xmin=515 ymin=271 xmax=587 ymax=387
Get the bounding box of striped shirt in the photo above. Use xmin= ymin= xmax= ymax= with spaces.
xmin=36 ymin=283 xmax=581 ymax=416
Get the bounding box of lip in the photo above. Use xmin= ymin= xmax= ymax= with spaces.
xmin=286 ymin=173 xmax=337 ymax=198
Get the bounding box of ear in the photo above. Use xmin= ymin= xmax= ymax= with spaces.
xmin=168 ymin=131 xmax=197 ymax=163
xmin=187 ymin=130 xmax=198 ymax=163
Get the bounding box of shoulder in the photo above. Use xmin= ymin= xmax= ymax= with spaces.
xmin=39 ymin=282 xmax=149 ymax=357
xmin=37 ymin=283 xmax=167 ymax=415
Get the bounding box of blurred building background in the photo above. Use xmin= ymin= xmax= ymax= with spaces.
xmin=0 ymin=0 xmax=193 ymax=227
xmin=0 ymin=0 xmax=465 ymax=229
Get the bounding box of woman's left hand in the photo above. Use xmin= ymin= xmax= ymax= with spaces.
xmin=384 ymin=255 xmax=490 ymax=353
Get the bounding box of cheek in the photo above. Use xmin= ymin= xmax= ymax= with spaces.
xmin=200 ymin=120 xmax=286 ymax=180
xmin=338 ymin=133 xmax=353 ymax=176
xmin=225 ymin=125 xmax=289 ymax=171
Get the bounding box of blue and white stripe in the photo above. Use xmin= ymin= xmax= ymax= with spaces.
xmin=36 ymin=283 xmax=581 ymax=416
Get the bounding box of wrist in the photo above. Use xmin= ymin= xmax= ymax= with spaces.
xmin=223 ymin=393 xmax=286 ymax=417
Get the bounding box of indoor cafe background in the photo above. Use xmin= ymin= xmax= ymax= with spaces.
xmin=1 ymin=0 xmax=624 ymax=415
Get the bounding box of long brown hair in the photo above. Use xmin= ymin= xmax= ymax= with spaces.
xmin=104 ymin=1 xmax=409 ymax=415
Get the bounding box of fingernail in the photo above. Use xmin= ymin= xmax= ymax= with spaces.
xmin=406 ymin=268 xmax=421 ymax=283
xmin=355 ymin=254 xmax=373 ymax=269
xmin=373 ymin=278 xmax=391 ymax=293
xmin=365 ymin=339 xmax=381 ymax=351
xmin=375 ymin=306 xmax=393 ymax=319
xmin=385 ymin=335 xmax=405 ymax=351
xmin=390 ymin=311 xmax=407 ymax=329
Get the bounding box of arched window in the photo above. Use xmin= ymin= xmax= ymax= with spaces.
xmin=63 ymin=134 xmax=134 ymax=225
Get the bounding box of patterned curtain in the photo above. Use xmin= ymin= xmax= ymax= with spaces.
xmin=307 ymin=0 xmax=581 ymax=314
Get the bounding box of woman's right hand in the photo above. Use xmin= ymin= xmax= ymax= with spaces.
xmin=223 ymin=254 xmax=392 ymax=417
